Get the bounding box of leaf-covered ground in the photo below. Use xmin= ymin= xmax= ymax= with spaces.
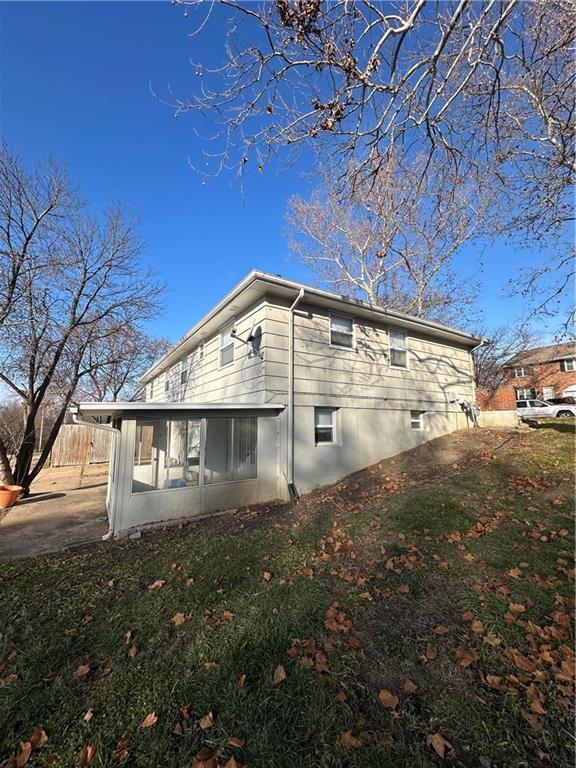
xmin=1 ymin=423 xmax=574 ymax=768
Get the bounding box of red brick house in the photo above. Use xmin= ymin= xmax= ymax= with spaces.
xmin=504 ymin=341 xmax=576 ymax=402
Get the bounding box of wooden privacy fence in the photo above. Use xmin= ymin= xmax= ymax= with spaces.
xmin=50 ymin=424 xmax=112 ymax=467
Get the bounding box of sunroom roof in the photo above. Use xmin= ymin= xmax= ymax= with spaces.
xmin=72 ymin=401 xmax=285 ymax=419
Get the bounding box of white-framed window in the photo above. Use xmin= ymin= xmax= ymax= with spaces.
xmin=542 ymin=386 xmax=555 ymax=400
xmin=149 ymin=379 xmax=155 ymax=400
xmin=180 ymin=355 xmax=189 ymax=386
xmin=329 ymin=314 xmax=354 ymax=349
xmin=516 ymin=387 xmax=536 ymax=400
xmin=560 ymin=358 xmax=575 ymax=372
xmin=314 ymin=407 xmax=335 ymax=445
xmin=389 ymin=329 xmax=408 ymax=368
xmin=196 ymin=343 xmax=204 ymax=362
xmin=513 ymin=366 xmax=531 ymax=378
xmin=164 ymin=374 xmax=170 ymax=393
xmin=410 ymin=411 xmax=424 ymax=430
xmin=220 ymin=322 xmax=235 ymax=367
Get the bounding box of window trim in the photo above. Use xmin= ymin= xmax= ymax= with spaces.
xmin=329 ymin=313 xmax=355 ymax=350
xmin=219 ymin=321 xmax=236 ymax=368
xmin=388 ymin=328 xmax=409 ymax=370
xmin=131 ymin=415 xmax=258 ymax=494
xmin=560 ymin=358 xmax=576 ymax=372
xmin=180 ymin=355 xmax=189 ymax=386
xmin=314 ymin=407 xmax=336 ymax=446
xmin=515 ymin=387 xmax=536 ymax=400
xmin=410 ymin=410 xmax=424 ymax=430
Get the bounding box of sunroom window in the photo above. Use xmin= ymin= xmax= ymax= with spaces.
xmin=389 ymin=329 xmax=408 ymax=368
xmin=204 ymin=417 xmax=257 ymax=484
xmin=132 ymin=418 xmax=201 ymax=493
xmin=330 ymin=314 xmax=354 ymax=348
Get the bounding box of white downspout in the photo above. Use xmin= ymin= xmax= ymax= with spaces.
xmin=72 ymin=410 xmax=121 ymax=540
xmin=288 ymin=288 xmax=305 ymax=496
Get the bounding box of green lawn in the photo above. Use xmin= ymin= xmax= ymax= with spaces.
xmin=1 ymin=424 xmax=574 ymax=767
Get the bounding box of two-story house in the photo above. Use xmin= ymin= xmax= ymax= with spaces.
xmin=73 ymin=271 xmax=482 ymax=537
xmin=505 ymin=342 xmax=576 ymax=402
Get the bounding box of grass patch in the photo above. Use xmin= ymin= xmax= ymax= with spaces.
xmin=0 ymin=426 xmax=574 ymax=767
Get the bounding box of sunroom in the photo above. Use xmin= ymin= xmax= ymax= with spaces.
xmin=71 ymin=402 xmax=285 ymax=538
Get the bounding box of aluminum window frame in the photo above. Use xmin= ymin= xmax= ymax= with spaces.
xmin=219 ymin=321 xmax=236 ymax=368
xmin=329 ymin=313 xmax=355 ymax=350
xmin=410 ymin=410 xmax=424 ymax=430
xmin=314 ymin=407 xmax=336 ymax=446
xmin=388 ymin=328 xmax=409 ymax=369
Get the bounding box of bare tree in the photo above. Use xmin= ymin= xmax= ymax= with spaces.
xmin=76 ymin=326 xmax=171 ymax=403
xmin=287 ymin=154 xmax=485 ymax=324
xmin=170 ymin=0 xmax=574 ymax=324
xmin=0 ymin=148 xmax=164 ymax=494
xmin=0 ymin=142 xmax=76 ymax=327
xmin=473 ymin=323 xmax=541 ymax=390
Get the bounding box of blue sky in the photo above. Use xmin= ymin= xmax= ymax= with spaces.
xmin=0 ymin=1 xmax=559 ymax=343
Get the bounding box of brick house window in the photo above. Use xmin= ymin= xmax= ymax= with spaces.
xmin=560 ymin=359 xmax=575 ymax=372
xmin=513 ymin=366 xmax=531 ymax=378
xmin=516 ymin=387 xmax=536 ymax=400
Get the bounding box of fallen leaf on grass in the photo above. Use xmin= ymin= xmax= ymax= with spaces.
xmin=223 ymin=758 xmax=245 ymax=768
xmin=140 ymin=712 xmax=158 ymax=728
xmin=508 ymin=603 xmax=526 ymax=614
xmin=425 ymin=646 xmax=437 ymax=661
xmin=235 ymin=673 xmax=246 ymax=688
xmin=186 ymin=577 xmax=194 ymax=587
xmin=73 ymin=665 xmax=90 ymax=680
xmin=378 ymin=689 xmax=399 ymax=709
xmin=461 ymin=611 xmax=474 ymax=621
xmin=148 ymin=579 xmax=165 ymax=590
xmin=483 ymin=632 xmax=502 ymax=647
xmin=76 ymin=745 xmax=96 ymax=767
xmin=426 ymin=732 xmax=452 ymax=759
xmin=271 ymin=664 xmax=286 ymax=686
xmin=111 ymin=736 xmax=130 ymax=763
xmin=83 ymin=709 xmax=94 ymax=722
xmin=471 ymin=620 xmax=484 ymax=634
xmin=122 ymin=630 xmax=132 ymax=645
xmin=403 ymin=679 xmax=418 ymax=693
xmin=507 ymin=567 xmax=522 ymax=579
xmin=192 ymin=747 xmax=218 ymax=768
xmin=454 ymin=646 xmax=479 ymax=668
xmin=227 ymin=736 xmax=245 ymax=748
xmin=171 ymin=612 xmax=187 ymax=626
xmin=199 ymin=711 xmax=214 ymax=730
xmin=128 ymin=644 xmax=138 ymax=659
xmin=397 ymin=584 xmax=410 ymax=594
xmin=340 ymin=730 xmax=363 ymax=748
xmin=348 ymin=635 xmax=363 ymax=650
xmin=262 ymin=571 xmax=272 ymax=581
xmin=433 ymin=625 xmax=449 ymax=635
xmin=336 ymin=691 xmax=347 ymax=703
xmin=222 ymin=611 xmax=235 ymax=621
xmin=15 ymin=741 xmax=32 ymax=767
xmin=22 ymin=729 xmax=48 ymax=752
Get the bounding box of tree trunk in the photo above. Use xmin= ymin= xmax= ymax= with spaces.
xmin=0 ymin=438 xmax=15 ymax=485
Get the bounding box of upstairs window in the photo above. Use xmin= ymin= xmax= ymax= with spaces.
xmin=513 ymin=366 xmax=531 ymax=377
xmin=180 ymin=355 xmax=189 ymax=386
xmin=314 ymin=407 xmax=335 ymax=445
xmin=164 ymin=375 xmax=170 ymax=393
xmin=389 ymin=329 xmax=408 ymax=368
xmin=560 ymin=359 xmax=575 ymax=372
xmin=220 ymin=322 xmax=235 ymax=367
xmin=149 ymin=379 xmax=155 ymax=400
xmin=329 ymin=314 xmax=354 ymax=348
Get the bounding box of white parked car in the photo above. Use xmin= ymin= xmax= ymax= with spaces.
xmin=516 ymin=399 xmax=576 ymax=418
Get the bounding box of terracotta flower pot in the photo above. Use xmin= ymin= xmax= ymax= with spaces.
xmin=0 ymin=485 xmax=22 ymax=509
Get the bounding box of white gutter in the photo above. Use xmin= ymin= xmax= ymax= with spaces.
xmin=287 ymin=288 xmax=305 ymax=496
xmin=72 ymin=410 xmax=121 ymax=541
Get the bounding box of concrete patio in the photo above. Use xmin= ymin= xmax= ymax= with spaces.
xmin=0 ymin=463 xmax=109 ymax=560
